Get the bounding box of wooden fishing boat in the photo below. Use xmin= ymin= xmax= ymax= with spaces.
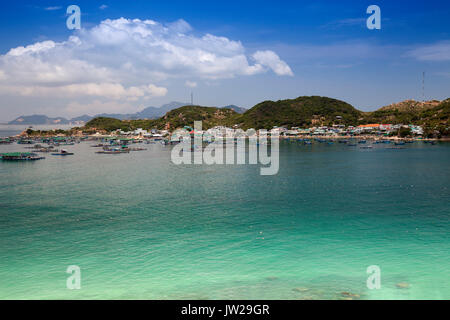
xmin=51 ymin=149 xmax=74 ymax=156
xmin=96 ymin=150 xmax=130 ymax=154
xmin=17 ymin=139 xmax=34 ymax=144
xmin=129 ymin=147 xmax=147 ymax=151
xmin=96 ymin=147 xmax=130 ymax=154
xmin=0 ymin=139 xmax=12 ymax=144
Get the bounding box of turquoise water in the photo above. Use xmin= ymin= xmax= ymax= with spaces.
xmin=0 ymin=141 xmax=449 ymax=299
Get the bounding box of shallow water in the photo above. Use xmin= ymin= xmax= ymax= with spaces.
xmin=0 ymin=141 xmax=449 ymax=299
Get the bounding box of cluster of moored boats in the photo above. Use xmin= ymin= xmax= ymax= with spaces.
xmin=0 ymin=136 xmax=156 ymax=160
xmin=0 ymin=137 xmax=81 ymax=160
xmin=0 ymin=135 xmax=440 ymax=161
xmin=0 ymin=152 xmax=45 ymax=161
xmin=93 ymin=145 xmax=147 ymax=154
xmin=283 ymin=138 xmax=435 ymax=149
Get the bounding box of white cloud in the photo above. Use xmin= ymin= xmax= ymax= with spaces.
xmin=0 ymin=17 xmax=292 ymax=83
xmin=0 ymin=83 xmax=167 ymax=101
xmin=0 ymin=17 xmax=292 ymax=118
xmin=7 ymin=40 xmax=56 ymax=56
xmin=44 ymin=6 xmax=62 ymax=11
xmin=99 ymin=5 xmax=108 ymax=10
xmin=252 ymin=50 xmax=294 ymax=76
xmin=185 ymin=81 xmax=197 ymax=88
xmin=407 ymin=41 xmax=450 ymax=61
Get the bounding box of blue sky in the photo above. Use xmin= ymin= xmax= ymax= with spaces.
xmin=0 ymin=0 xmax=449 ymax=121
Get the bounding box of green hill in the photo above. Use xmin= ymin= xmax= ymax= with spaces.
xmin=417 ymin=99 xmax=450 ymax=125
xmin=150 ymin=105 xmax=239 ymax=130
xmin=84 ymin=106 xmax=239 ymax=131
xmin=238 ymin=96 xmax=361 ymax=129
xmin=81 ymin=96 xmax=449 ymax=136
xmin=85 ymin=117 xmax=132 ymax=131
xmin=361 ymin=99 xmax=442 ymax=124
xmin=417 ymin=99 xmax=450 ymax=137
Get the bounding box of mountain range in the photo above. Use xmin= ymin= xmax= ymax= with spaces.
xmin=83 ymin=96 xmax=449 ymax=134
xmin=7 ymin=102 xmax=247 ymax=125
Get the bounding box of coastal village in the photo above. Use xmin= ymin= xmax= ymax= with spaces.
xmin=0 ymin=121 xmax=437 ymax=161
xmin=0 ymin=122 xmax=430 ymax=143
xmin=1 ymin=95 xmax=448 ymax=160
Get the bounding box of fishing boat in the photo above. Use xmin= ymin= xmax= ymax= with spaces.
xmin=0 ymin=152 xmax=45 ymax=161
xmin=36 ymin=147 xmax=57 ymax=153
xmin=96 ymin=150 xmax=130 ymax=154
xmin=96 ymin=147 xmax=130 ymax=154
xmin=0 ymin=139 xmax=13 ymax=144
xmin=394 ymin=141 xmax=406 ymax=146
xmin=129 ymin=147 xmax=147 ymax=151
xmin=17 ymin=139 xmax=34 ymax=144
xmin=360 ymin=145 xmax=373 ymax=149
xmin=358 ymin=140 xmax=367 ymax=144
xmin=51 ymin=149 xmax=74 ymax=156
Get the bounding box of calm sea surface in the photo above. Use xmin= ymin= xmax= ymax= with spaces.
xmin=0 ymin=141 xmax=449 ymax=299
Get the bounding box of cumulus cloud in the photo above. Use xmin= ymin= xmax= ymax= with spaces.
xmin=252 ymin=50 xmax=294 ymax=76
xmin=0 ymin=17 xmax=292 ymax=85
xmin=407 ymin=41 xmax=450 ymax=61
xmin=0 ymin=17 xmax=292 ymax=118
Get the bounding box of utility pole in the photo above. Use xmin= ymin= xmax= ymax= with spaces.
xmin=191 ymin=92 xmax=194 ymax=106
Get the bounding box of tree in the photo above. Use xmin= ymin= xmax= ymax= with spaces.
xmin=398 ymin=127 xmax=411 ymax=138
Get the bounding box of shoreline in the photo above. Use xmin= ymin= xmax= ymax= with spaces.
xmin=2 ymin=134 xmax=449 ymax=142
xmin=280 ymin=135 xmax=450 ymax=142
